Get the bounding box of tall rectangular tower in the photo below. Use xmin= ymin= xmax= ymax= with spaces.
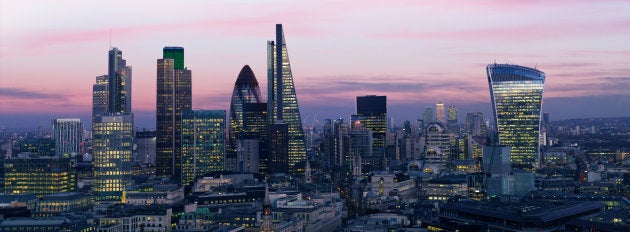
xmin=107 ymin=47 xmax=132 ymax=113
xmin=93 ymin=113 xmax=133 ymax=202
xmin=92 ymin=75 xmax=109 ymax=123
xmin=487 ymin=64 xmax=545 ymax=169
xmin=52 ymin=118 xmax=83 ymax=157
xmin=351 ymin=95 xmax=386 ymax=172
xmin=267 ymin=24 xmax=306 ymax=173
xmin=181 ymin=110 xmax=225 ymax=188
xmin=435 ymin=102 xmax=446 ymax=125
xmin=156 ymin=47 xmax=192 ymax=183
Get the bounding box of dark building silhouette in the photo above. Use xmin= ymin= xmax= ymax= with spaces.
xmin=156 ymin=47 xmax=192 ymax=183
xmin=351 ymin=95 xmax=387 ymax=173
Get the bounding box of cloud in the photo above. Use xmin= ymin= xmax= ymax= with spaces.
xmin=0 ymin=87 xmax=68 ymax=99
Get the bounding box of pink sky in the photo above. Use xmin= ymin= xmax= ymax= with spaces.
xmin=1 ymin=0 xmax=629 ymax=128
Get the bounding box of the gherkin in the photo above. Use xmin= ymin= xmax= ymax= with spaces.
xmin=228 ymin=65 xmax=262 ymax=171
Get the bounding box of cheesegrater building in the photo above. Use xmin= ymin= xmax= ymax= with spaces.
xmin=487 ymin=63 xmax=545 ymax=169
xmin=267 ymin=24 xmax=307 ymax=173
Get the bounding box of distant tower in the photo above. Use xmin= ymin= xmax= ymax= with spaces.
xmin=241 ymin=103 xmax=268 ymax=175
xmin=52 ymin=118 xmax=82 ymax=157
xmin=107 ymin=47 xmax=132 ymax=113
xmin=422 ymin=107 xmax=433 ymax=130
xmin=351 ymin=95 xmax=387 ymax=173
xmin=156 ymin=47 xmax=192 ymax=183
xmin=260 ymin=180 xmax=274 ymax=232
xmin=228 ymin=65 xmax=262 ymax=172
xmin=267 ymin=24 xmax=307 ymax=173
xmin=488 ymin=64 xmax=545 ymax=169
xmin=181 ymin=110 xmax=226 ymax=188
xmin=447 ymin=105 xmax=458 ymax=133
xmin=93 ymin=113 xmax=133 ymax=202
xmin=435 ymin=102 xmax=446 ymax=125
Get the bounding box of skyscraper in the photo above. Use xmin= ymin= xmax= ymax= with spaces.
xmin=267 ymin=24 xmax=307 ymax=173
xmin=447 ymin=105 xmax=458 ymax=133
xmin=107 ymin=47 xmax=132 ymax=113
xmin=156 ymin=47 xmax=192 ymax=183
xmin=435 ymin=102 xmax=446 ymax=125
xmin=52 ymin=118 xmax=82 ymax=157
xmin=93 ymin=113 xmax=133 ymax=202
xmin=487 ymin=64 xmax=545 ymax=169
xmin=181 ymin=110 xmax=225 ymax=188
xmin=422 ymin=107 xmax=433 ymax=130
xmin=92 ymin=75 xmax=109 ymax=123
xmin=242 ymin=102 xmax=268 ymax=174
xmin=351 ymin=95 xmax=387 ymax=172
xmin=228 ymin=65 xmax=262 ymax=171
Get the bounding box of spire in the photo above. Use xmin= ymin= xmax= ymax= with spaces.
xmin=260 ymin=178 xmax=274 ymax=232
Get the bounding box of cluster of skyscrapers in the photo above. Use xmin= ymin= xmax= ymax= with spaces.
xmin=87 ymin=24 xmax=309 ymax=202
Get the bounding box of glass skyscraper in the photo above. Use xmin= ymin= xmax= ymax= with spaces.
xmin=93 ymin=113 xmax=133 ymax=202
xmin=351 ymin=95 xmax=387 ymax=172
xmin=181 ymin=110 xmax=225 ymax=188
xmin=267 ymin=24 xmax=306 ymax=173
xmin=228 ymin=65 xmax=262 ymax=171
xmin=92 ymin=75 xmax=109 ymax=123
xmin=107 ymin=47 xmax=132 ymax=113
xmin=156 ymin=47 xmax=192 ymax=183
xmin=487 ymin=64 xmax=545 ymax=169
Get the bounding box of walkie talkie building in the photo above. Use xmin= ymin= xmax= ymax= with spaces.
xmin=487 ymin=64 xmax=545 ymax=169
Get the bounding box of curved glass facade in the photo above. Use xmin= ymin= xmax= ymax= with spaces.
xmin=228 ymin=65 xmax=262 ymax=169
xmin=487 ymin=64 xmax=545 ymax=169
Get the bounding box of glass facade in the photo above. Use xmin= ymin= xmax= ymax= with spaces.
xmin=93 ymin=113 xmax=134 ymax=202
xmin=156 ymin=47 xmax=192 ymax=183
xmin=228 ymin=65 xmax=262 ymax=171
xmin=107 ymin=47 xmax=132 ymax=113
xmin=487 ymin=64 xmax=545 ymax=169
xmin=242 ymin=103 xmax=268 ymax=174
xmin=4 ymin=156 xmax=76 ymax=198
xmin=181 ymin=110 xmax=226 ymax=187
xmin=267 ymin=24 xmax=307 ymax=173
xmin=92 ymin=75 xmax=109 ymax=123
xmin=351 ymin=95 xmax=387 ymax=173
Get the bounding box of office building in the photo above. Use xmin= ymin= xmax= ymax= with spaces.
xmin=435 ymin=102 xmax=446 ymax=125
xmin=267 ymin=24 xmax=307 ymax=173
xmin=268 ymin=122 xmax=289 ymax=173
xmin=487 ymin=64 xmax=545 ymax=169
xmin=93 ymin=113 xmax=134 ymax=202
xmin=134 ymin=130 xmax=156 ymax=165
xmin=92 ymin=75 xmax=109 ymax=123
xmin=228 ymin=65 xmax=262 ymax=171
xmin=242 ymin=103 xmax=268 ymax=174
xmin=181 ymin=110 xmax=225 ymax=187
xmin=447 ymin=105 xmax=458 ymax=133
xmin=52 ymin=118 xmax=82 ymax=157
xmin=351 ymin=95 xmax=387 ymax=172
xmin=4 ymin=156 xmax=76 ymax=198
xmin=19 ymin=138 xmax=55 ymax=157
xmin=107 ymin=47 xmax=132 ymax=113
xmin=422 ymin=107 xmax=433 ymax=131
xmin=156 ymin=47 xmax=192 ymax=183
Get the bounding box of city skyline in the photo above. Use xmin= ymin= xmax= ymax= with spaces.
xmin=1 ymin=0 xmax=630 ymax=128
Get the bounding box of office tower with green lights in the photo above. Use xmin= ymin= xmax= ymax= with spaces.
xmin=156 ymin=47 xmax=192 ymax=183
